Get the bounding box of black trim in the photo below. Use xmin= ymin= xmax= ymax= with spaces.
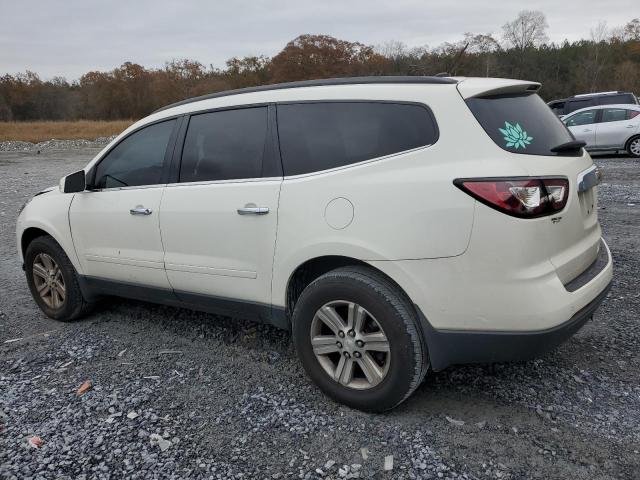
xmin=77 ymin=275 xmax=289 ymax=330
xmin=415 ymin=280 xmax=612 ymax=371
xmin=265 ymin=104 xmax=283 ymax=178
xmin=63 ymin=170 xmax=86 ymax=193
xmin=167 ymin=115 xmax=189 ymax=184
xmin=154 ymin=76 xmax=458 ymax=113
xmin=564 ymin=240 xmax=609 ymax=292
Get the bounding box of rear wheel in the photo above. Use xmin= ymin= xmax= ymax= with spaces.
xmin=292 ymin=266 xmax=428 ymax=412
xmin=25 ymin=236 xmax=93 ymax=321
xmin=627 ymin=136 xmax=640 ymax=158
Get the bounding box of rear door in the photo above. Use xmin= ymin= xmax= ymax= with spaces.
xmin=159 ymin=105 xmax=282 ymax=318
xmin=563 ymin=109 xmax=598 ymax=147
xmin=596 ymin=108 xmax=640 ymax=148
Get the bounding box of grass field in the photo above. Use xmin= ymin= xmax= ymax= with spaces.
xmin=0 ymin=120 xmax=135 ymax=143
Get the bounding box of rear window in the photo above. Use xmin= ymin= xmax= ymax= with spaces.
xmin=277 ymin=102 xmax=438 ymax=176
xmin=466 ymin=93 xmax=577 ymax=156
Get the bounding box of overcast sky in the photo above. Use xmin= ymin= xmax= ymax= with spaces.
xmin=0 ymin=0 xmax=636 ymax=80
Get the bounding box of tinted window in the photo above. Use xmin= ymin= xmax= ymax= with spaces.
xmin=601 ymin=108 xmax=628 ymax=123
xmin=466 ymin=93 xmax=576 ymax=156
xmin=564 ymin=110 xmax=598 ymax=127
xmin=180 ymin=107 xmax=268 ymax=182
xmin=94 ymin=120 xmax=175 ymax=189
xmin=629 ymin=110 xmax=640 ymax=119
xmin=598 ymin=93 xmax=636 ymax=106
xmin=277 ymin=102 xmax=438 ymax=176
xmin=566 ymin=98 xmax=596 ymax=114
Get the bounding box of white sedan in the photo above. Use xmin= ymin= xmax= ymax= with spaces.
xmin=563 ymin=104 xmax=640 ymax=157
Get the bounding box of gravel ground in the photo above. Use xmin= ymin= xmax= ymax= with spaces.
xmin=0 ymin=148 xmax=638 ymax=479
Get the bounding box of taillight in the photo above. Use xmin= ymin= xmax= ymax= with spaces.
xmin=454 ymin=177 xmax=569 ymax=218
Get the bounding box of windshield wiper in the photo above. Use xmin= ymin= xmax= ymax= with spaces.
xmin=550 ymin=140 xmax=586 ymax=153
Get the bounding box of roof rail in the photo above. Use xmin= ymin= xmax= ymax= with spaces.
xmin=154 ymin=76 xmax=458 ymax=113
xmin=571 ymin=91 xmax=622 ymax=98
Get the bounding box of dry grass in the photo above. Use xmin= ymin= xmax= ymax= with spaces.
xmin=0 ymin=120 xmax=136 ymax=143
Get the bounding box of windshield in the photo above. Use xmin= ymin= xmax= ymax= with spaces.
xmin=466 ymin=93 xmax=578 ymax=156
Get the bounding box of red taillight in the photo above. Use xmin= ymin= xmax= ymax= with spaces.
xmin=454 ymin=177 xmax=569 ymax=218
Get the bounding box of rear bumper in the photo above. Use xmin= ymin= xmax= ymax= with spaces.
xmin=417 ymin=280 xmax=612 ymax=370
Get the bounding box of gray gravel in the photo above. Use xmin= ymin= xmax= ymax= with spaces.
xmin=0 ymin=137 xmax=116 ymax=152
xmin=1 ymin=148 xmax=639 ymax=479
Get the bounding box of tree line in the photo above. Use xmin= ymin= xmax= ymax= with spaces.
xmin=1 ymin=12 xmax=639 ymax=121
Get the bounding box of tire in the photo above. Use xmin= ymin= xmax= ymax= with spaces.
xmin=627 ymin=135 xmax=640 ymax=158
xmin=292 ymin=265 xmax=428 ymax=412
xmin=24 ymin=235 xmax=93 ymax=321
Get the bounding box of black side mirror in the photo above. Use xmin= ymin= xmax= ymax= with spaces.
xmin=62 ymin=170 xmax=86 ymax=193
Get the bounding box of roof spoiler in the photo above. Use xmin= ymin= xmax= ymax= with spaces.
xmin=454 ymin=77 xmax=541 ymax=99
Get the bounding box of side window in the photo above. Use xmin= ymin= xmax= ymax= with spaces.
xmin=566 ymin=98 xmax=596 ymax=114
xmin=564 ymin=110 xmax=597 ymax=127
xmin=598 ymin=94 xmax=634 ymax=105
xmin=180 ymin=107 xmax=268 ymax=182
xmin=277 ymin=102 xmax=438 ymax=176
xmin=629 ymin=110 xmax=640 ymax=119
xmin=601 ymin=108 xmax=628 ymax=123
xmin=94 ymin=120 xmax=175 ymax=189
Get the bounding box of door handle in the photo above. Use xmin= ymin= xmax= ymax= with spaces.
xmin=130 ymin=206 xmax=152 ymax=215
xmin=237 ymin=205 xmax=269 ymax=215
xmin=583 ymin=129 xmax=592 ymax=132
xmin=626 ymin=125 xmax=635 ymax=128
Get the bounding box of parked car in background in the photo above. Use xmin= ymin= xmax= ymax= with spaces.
xmin=563 ymin=104 xmax=640 ymax=157
xmin=17 ymin=76 xmax=612 ymax=411
xmin=548 ymin=91 xmax=638 ymax=116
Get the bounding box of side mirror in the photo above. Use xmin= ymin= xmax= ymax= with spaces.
xmin=61 ymin=170 xmax=86 ymax=193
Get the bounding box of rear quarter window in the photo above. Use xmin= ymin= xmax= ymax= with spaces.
xmin=465 ymin=93 xmax=578 ymax=156
xmin=277 ymin=102 xmax=438 ymax=176
xmin=597 ymin=94 xmax=637 ymax=106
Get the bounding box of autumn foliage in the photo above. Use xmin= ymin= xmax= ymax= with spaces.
xmin=1 ymin=21 xmax=639 ymax=122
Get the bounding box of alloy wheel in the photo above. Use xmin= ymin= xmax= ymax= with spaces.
xmin=630 ymin=138 xmax=640 ymax=157
xmin=310 ymin=300 xmax=390 ymax=390
xmin=32 ymin=253 xmax=66 ymax=309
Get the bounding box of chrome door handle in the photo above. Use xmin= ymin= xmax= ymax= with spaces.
xmin=237 ymin=206 xmax=269 ymax=215
xmin=130 ymin=206 xmax=152 ymax=215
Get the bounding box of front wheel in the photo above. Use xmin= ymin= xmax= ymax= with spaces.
xmin=627 ymin=136 xmax=640 ymax=158
xmin=292 ymin=266 xmax=428 ymax=412
xmin=25 ymin=235 xmax=93 ymax=321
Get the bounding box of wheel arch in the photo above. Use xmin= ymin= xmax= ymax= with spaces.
xmin=19 ymin=221 xmax=83 ymax=274
xmin=21 ymin=227 xmax=51 ymax=259
xmin=284 ymin=255 xmax=416 ymax=321
xmin=625 ymin=134 xmax=640 ymax=153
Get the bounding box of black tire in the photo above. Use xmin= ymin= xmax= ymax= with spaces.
xmin=626 ymin=135 xmax=640 ymax=158
xmin=292 ymin=265 xmax=428 ymax=412
xmin=24 ymin=235 xmax=93 ymax=321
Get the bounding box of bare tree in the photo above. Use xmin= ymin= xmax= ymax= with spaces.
xmin=588 ymin=21 xmax=610 ymax=91
xmin=502 ymin=10 xmax=549 ymax=51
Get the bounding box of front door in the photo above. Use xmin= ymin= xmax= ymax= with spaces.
xmin=564 ymin=109 xmax=598 ymax=147
xmin=69 ymin=119 xmax=178 ymax=289
xmin=159 ymin=106 xmax=282 ymax=316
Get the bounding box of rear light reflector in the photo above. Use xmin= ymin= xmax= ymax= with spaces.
xmin=454 ymin=177 xmax=569 ymax=218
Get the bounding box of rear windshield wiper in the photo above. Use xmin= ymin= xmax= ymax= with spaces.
xmin=550 ymin=140 xmax=586 ymax=153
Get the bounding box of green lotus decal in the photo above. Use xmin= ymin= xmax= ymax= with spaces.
xmin=499 ymin=121 xmax=533 ymax=149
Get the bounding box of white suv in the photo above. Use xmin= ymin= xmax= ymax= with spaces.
xmin=16 ymin=76 xmax=613 ymax=411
